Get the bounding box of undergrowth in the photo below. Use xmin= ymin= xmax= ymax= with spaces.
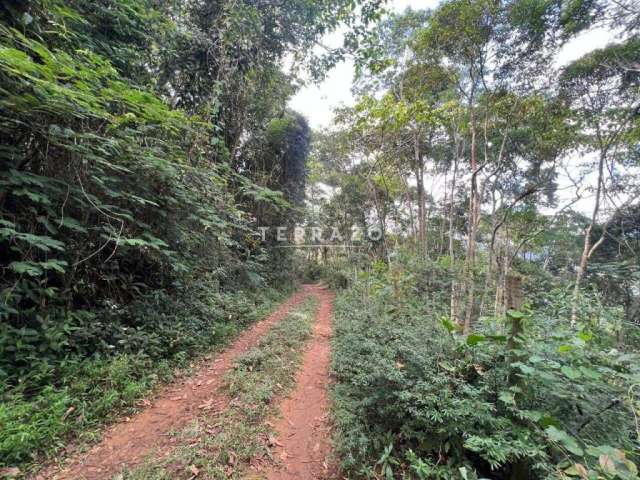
xmin=122 ymin=296 xmax=319 ymax=479
xmin=1 ymin=280 xmax=287 ymax=473
xmin=330 ymin=263 xmax=640 ymax=480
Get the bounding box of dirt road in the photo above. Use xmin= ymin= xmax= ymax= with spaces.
xmin=258 ymin=286 xmax=335 ymax=480
xmin=40 ymin=287 xmax=315 ymax=480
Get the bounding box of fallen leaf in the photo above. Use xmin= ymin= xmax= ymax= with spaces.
xmin=599 ymin=455 xmax=616 ymax=474
xmin=574 ymin=463 xmax=589 ymax=479
xmin=189 ymin=465 xmax=200 ymax=476
xmin=62 ymin=406 xmax=75 ymax=420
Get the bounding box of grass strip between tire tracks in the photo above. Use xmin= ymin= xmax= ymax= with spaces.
xmin=123 ymin=296 xmax=319 ymax=480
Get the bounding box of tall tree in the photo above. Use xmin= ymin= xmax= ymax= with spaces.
xmin=560 ymin=39 xmax=640 ymax=323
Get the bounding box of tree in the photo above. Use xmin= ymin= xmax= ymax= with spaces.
xmin=560 ymin=39 xmax=640 ymax=323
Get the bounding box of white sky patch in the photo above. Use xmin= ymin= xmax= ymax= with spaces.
xmin=289 ymin=0 xmax=439 ymax=129
xmin=554 ymin=26 xmax=618 ymax=67
xmin=288 ymin=58 xmax=356 ymax=130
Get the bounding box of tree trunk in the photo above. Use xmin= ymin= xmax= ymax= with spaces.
xmin=479 ymin=184 xmax=499 ymax=318
xmin=449 ymin=153 xmax=460 ymax=323
xmin=414 ymin=131 xmax=426 ymax=255
xmin=401 ymin=173 xmax=417 ymax=241
xmin=571 ymin=152 xmax=605 ymax=325
xmin=463 ymin=121 xmax=479 ymax=334
xmin=368 ymin=176 xmax=388 ymax=262
xmin=439 ymin=170 xmax=448 ymax=256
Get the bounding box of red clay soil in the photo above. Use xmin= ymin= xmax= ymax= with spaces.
xmin=37 ymin=287 xmax=314 ymax=480
xmin=258 ymin=285 xmax=336 ymax=480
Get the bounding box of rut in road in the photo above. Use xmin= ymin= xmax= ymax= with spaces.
xmin=38 ymin=287 xmax=314 ymax=480
xmin=255 ymin=285 xmax=336 ymax=480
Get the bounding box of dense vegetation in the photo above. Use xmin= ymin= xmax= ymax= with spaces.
xmin=300 ymin=0 xmax=640 ymax=478
xmin=0 ymin=0 xmax=378 ymax=470
xmin=330 ymin=258 xmax=639 ymax=479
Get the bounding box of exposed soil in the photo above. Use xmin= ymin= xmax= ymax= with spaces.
xmin=254 ymin=285 xmax=336 ymax=480
xmin=37 ymin=287 xmax=314 ymax=480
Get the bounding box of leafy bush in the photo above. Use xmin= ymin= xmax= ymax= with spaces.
xmin=331 ymin=265 xmax=640 ymax=479
xmin=0 ymin=277 xmax=285 ymax=468
xmin=297 ymin=252 xmax=370 ymax=289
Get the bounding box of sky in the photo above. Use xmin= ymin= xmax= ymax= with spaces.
xmin=289 ymin=1 xmax=616 ymax=130
xmin=288 ymin=0 xmax=622 ymax=216
xmin=288 ymin=0 xmax=438 ymax=129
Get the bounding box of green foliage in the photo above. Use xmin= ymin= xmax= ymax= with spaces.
xmin=331 ymin=262 xmax=640 ymax=479
xmin=0 ymin=277 xmax=285 ymax=468
xmin=0 ymin=0 xmax=340 ymax=469
xmin=123 ymin=297 xmax=318 ymax=479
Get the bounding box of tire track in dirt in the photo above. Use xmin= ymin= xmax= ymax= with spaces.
xmin=38 ymin=287 xmax=314 ymax=480
xmin=253 ymin=285 xmax=336 ymax=480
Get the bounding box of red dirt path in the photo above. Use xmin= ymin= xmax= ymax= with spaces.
xmin=257 ymin=285 xmax=336 ymax=480
xmin=37 ymin=287 xmax=314 ymax=480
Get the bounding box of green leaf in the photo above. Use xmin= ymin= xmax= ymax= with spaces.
xmin=59 ymin=217 xmax=88 ymax=233
xmin=486 ymin=334 xmax=507 ymax=342
xmin=8 ymin=261 xmax=43 ymax=277
xmin=36 ymin=216 xmax=58 ymax=234
xmin=466 ymin=334 xmax=485 ymax=346
xmin=545 ymin=426 xmax=584 ymax=456
xmin=577 ymin=331 xmax=593 ymax=342
xmin=8 ymin=259 xmax=68 ymax=276
xmin=39 ymin=260 xmax=68 ymax=273
xmin=579 ymin=367 xmax=601 ymax=380
xmin=558 ymin=344 xmax=576 ymax=353
xmin=441 ymin=316 xmax=458 ymax=333
xmin=506 ymin=309 xmax=524 ymax=319
xmin=538 ymin=415 xmax=560 ymax=428
xmin=514 ymin=362 xmax=535 ymax=375
xmin=439 ymin=361 xmax=456 ymax=372
xmin=498 ymin=391 xmax=516 ymax=405
xmin=561 ymin=366 xmax=582 ymax=380
xmin=564 ymin=464 xmax=590 ymax=478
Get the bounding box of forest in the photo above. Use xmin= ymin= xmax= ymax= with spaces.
xmin=0 ymin=0 xmax=639 ymax=479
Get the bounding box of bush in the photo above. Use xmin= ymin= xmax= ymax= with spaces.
xmin=331 ymin=265 xmax=640 ymax=479
xmin=0 ymin=276 xmax=286 ymax=469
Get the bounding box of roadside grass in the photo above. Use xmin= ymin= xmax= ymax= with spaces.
xmin=122 ymin=297 xmax=319 ymax=480
xmin=3 ymin=287 xmax=287 ymax=477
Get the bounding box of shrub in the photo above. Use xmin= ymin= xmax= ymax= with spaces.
xmin=331 ymin=267 xmax=640 ymax=479
xmin=0 ymin=275 xmax=286 ymax=469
